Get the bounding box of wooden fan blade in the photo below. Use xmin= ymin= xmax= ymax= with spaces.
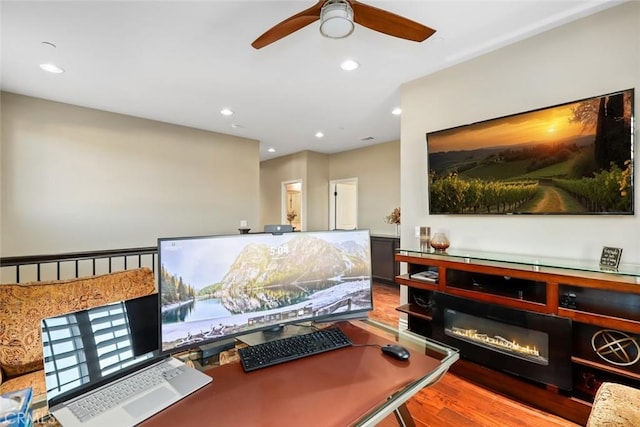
xmin=252 ymin=1 xmax=324 ymax=49
xmin=351 ymin=0 xmax=435 ymax=42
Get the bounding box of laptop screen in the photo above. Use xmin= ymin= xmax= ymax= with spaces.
xmin=41 ymin=294 xmax=160 ymax=408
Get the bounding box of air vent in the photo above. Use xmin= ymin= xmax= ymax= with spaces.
xmin=360 ymin=136 xmax=375 ymax=141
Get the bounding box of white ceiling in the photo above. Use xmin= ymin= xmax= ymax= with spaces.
xmin=1 ymin=0 xmax=627 ymax=160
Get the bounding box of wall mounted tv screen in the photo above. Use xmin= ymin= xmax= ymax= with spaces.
xmin=426 ymin=88 xmax=634 ymax=215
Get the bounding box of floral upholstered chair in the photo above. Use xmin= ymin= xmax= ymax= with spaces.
xmin=0 ymin=268 xmax=156 ymax=421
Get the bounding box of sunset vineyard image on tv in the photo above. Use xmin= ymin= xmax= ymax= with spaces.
xmin=426 ymin=88 xmax=634 ymax=215
xmin=158 ymin=230 xmax=373 ymax=353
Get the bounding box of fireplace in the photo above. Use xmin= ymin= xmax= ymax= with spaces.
xmin=432 ymin=293 xmax=573 ymax=390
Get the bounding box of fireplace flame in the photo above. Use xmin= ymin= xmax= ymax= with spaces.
xmin=451 ymin=327 xmax=541 ymax=357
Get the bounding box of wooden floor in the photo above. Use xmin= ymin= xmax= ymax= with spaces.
xmin=370 ymin=282 xmax=580 ymax=427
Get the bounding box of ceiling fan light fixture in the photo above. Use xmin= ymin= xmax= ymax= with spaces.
xmin=319 ymin=0 xmax=354 ymax=39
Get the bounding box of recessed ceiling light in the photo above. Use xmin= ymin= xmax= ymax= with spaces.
xmin=340 ymin=59 xmax=359 ymax=71
xmin=392 ymin=107 xmax=402 ymax=115
xmin=315 ymin=131 xmax=325 ymax=138
xmin=39 ymin=63 xmax=64 ymax=74
xmin=267 ymin=147 xmax=276 ymax=153
xmin=220 ymin=108 xmax=234 ymax=116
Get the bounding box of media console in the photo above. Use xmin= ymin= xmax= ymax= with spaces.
xmin=395 ymin=248 xmax=640 ymax=425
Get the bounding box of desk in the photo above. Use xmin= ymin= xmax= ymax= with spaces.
xmin=140 ymin=321 xmax=458 ymax=427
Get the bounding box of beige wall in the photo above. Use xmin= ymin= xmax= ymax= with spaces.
xmin=260 ymin=151 xmax=308 ymax=230
xmin=1 ymin=92 xmax=260 ymax=256
xmin=260 ymin=141 xmax=400 ymax=234
xmin=401 ymin=2 xmax=640 ymax=262
xmin=330 ymin=141 xmax=400 ymax=235
xmin=259 ymin=151 xmax=331 ymax=232
xmin=305 ymin=151 xmax=330 ymax=231
xmin=0 ymin=89 xmax=397 ymax=255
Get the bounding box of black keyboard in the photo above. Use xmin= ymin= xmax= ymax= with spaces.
xmin=238 ymin=327 xmax=353 ymax=372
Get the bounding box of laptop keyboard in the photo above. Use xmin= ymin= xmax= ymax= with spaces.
xmin=67 ymin=361 xmax=183 ymax=422
xmin=238 ymin=327 xmax=353 ymax=372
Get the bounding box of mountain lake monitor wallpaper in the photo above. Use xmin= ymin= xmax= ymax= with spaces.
xmin=159 ymin=230 xmax=373 ymax=352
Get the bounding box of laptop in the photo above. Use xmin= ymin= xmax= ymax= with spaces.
xmin=41 ymin=294 xmax=212 ymax=426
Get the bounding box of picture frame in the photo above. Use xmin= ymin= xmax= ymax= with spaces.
xmin=599 ymin=246 xmax=623 ymax=270
xmin=426 ymin=89 xmax=634 ymax=215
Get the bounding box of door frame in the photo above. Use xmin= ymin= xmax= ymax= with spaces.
xmin=281 ymin=179 xmax=303 ymax=230
xmin=329 ymin=178 xmax=358 ymax=230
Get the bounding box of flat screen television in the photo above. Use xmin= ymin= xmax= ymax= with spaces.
xmin=158 ymin=229 xmax=373 ymax=354
xmin=427 ymin=88 xmax=634 ymax=215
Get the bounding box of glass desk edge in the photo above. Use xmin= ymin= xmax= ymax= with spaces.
xmin=355 ymin=320 xmax=460 ymax=426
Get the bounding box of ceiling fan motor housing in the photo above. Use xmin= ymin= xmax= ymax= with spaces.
xmin=320 ymin=0 xmax=355 ymax=39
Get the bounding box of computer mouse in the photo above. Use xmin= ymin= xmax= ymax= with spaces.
xmin=381 ymin=344 xmax=410 ymax=361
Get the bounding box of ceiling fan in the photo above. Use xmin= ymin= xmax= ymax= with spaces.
xmin=251 ymin=0 xmax=436 ymax=49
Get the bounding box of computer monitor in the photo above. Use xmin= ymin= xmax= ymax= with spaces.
xmin=158 ymin=229 xmax=373 ymax=354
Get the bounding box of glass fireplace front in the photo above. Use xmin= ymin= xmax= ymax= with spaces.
xmin=432 ymin=292 xmax=572 ymax=390
xmin=444 ymin=309 xmax=549 ymax=366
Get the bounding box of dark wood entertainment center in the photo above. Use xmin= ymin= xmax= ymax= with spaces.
xmin=394 ymin=249 xmax=640 ymax=425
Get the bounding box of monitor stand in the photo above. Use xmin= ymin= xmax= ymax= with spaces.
xmin=237 ymin=324 xmax=314 ymax=346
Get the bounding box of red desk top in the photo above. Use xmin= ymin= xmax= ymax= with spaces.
xmin=140 ymin=322 xmax=442 ymax=427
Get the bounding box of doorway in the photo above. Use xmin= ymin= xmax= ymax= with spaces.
xmin=329 ymin=178 xmax=358 ymax=230
xmin=282 ymin=180 xmax=302 ymax=231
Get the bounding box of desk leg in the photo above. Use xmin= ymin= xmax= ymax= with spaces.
xmin=393 ymin=403 xmax=416 ymax=427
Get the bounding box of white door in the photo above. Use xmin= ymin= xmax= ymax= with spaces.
xmin=329 ymin=179 xmax=358 ymax=230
